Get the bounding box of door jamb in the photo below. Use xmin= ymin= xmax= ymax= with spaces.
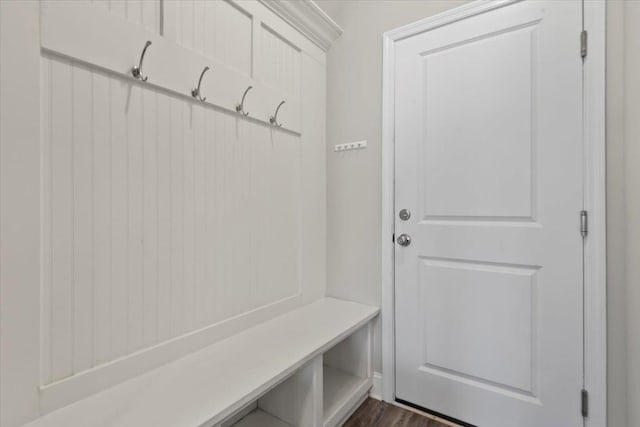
xmin=380 ymin=2 xmax=606 ymax=426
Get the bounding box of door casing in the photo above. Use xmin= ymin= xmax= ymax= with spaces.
xmin=380 ymin=1 xmax=606 ymax=426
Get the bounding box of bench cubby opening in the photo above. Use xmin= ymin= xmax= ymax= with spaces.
xmin=219 ymin=356 xmax=322 ymax=427
xmin=322 ymin=323 xmax=373 ymax=427
xmin=219 ymin=320 xmax=373 ymax=427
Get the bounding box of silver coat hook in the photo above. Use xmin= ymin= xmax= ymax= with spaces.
xmin=191 ymin=66 xmax=210 ymax=102
xmin=131 ymin=40 xmax=152 ymax=81
xmin=235 ymin=86 xmax=253 ymax=116
xmin=269 ymin=100 xmax=286 ymax=127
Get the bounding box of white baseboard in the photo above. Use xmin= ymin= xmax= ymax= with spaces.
xmin=369 ymin=372 xmax=383 ymax=400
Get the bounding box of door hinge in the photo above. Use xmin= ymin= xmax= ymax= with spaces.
xmin=580 ymin=210 xmax=588 ymax=237
xmin=580 ymin=30 xmax=588 ymax=59
xmin=581 ymin=389 xmax=589 ymax=417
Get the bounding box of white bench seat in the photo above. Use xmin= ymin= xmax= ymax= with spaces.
xmin=25 ymin=298 xmax=379 ymax=427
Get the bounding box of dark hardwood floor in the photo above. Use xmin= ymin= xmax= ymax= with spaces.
xmin=343 ymin=398 xmax=452 ymax=427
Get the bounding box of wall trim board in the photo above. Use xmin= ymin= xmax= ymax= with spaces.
xmin=258 ymin=0 xmax=343 ymax=52
xmin=370 ymin=372 xmax=383 ymax=400
xmin=380 ymin=2 xmax=607 ymax=427
xmin=582 ymin=2 xmax=607 ymax=426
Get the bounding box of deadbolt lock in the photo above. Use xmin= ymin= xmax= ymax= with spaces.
xmin=399 ymin=209 xmax=411 ymax=221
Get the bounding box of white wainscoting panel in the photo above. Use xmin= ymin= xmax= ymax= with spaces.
xmin=258 ymin=23 xmax=302 ymax=97
xmin=89 ymin=0 xmax=161 ymax=34
xmin=174 ymin=0 xmax=254 ymax=76
xmin=2 ymin=1 xmax=328 ymax=424
xmin=40 ymin=53 xmax=302 ymax=385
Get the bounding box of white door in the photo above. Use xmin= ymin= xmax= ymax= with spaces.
xmin=394 ymin=2 xmax=584 ymax=426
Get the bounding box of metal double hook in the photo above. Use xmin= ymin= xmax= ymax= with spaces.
xmin=191 ymin=66 xmax=210 ymax=102
xmin=131 ymin=40 xmax=152 ymax=81
xmin=235 ymin=86 xmax=253 ymax=116
xmin=269 ymin=101 xmax=286 ymax=127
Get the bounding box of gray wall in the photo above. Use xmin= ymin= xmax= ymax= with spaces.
xmin=321 ymin=0 xmax=640 ymax=426
xmin=607 ymin=2 xmax=640 ymax=426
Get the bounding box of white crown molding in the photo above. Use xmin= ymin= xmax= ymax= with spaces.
xmin=258 ymin=0 xmax=343 ymax=51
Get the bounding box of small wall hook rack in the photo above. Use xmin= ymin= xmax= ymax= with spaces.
xmin=131 ymin=40 xmax=152 ymax=81
xmin=191 ymin=66 xmax=210 ymax=101
xmin=235 ymin=86 xmax=253 ymax=116
xmin=269 ymin=101 xmax=286 ymax=127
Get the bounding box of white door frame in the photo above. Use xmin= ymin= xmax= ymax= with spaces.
xmin=380 ymin=1 xmax=606 ymax=426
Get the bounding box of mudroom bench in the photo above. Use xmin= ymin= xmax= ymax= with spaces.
xmin=24 ymin=298 xmax=379 ymax=427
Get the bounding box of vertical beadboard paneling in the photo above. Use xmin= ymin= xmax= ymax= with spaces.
xmin=125 ymin=1 xmax=142 ymax=28
xmin=193 ymin=104 xmax=207 ymax=328
xmin=126 ymin=82 xmax=144 ymax=353
xmin=271 ymin=130 xmax=301 ymax=301
xmin=192 ymin=0 xmax=205 ymax=55
xmin=90 ymin=0 xmax=161 ymax=34
xmin=140 ymin=0 xmax=161 ymax=34
xmin=71 ymin=65 xmax=94 ymax=374
xmin=203 ymin=107 xmax=217 ymax=325
xmin=211 ymin=111 xmax=225 ymax=323
xmin=219 ymin=1 xmax=253 ymax=75
xmin=176 ymin=0 xmax=253 ymax=76
xmin=156 ymin=93 xmax=172 ymax=342
xmin=252 ymin=122 xmax=268 ymax=308
xmin=110 ymin=75 xmax=128 ymax=360
xmin=182 ymin=102 xmax=195 ymax=332
xmin=40 ymin=53 xmax=302 ymax=385
xmin=169 ymin=96 xmax=184 ymax=337
xmin=107 ymin=0 xmax=126 ymax=18
xmin=49 ymin=58 xmax=74 ymax=382
xmin=142 ymin=89 xmax=159 ymax=347
xmin=258 ymin=24 xmax=301 ymax=97
xmin=178 ymin=0 xmax=195 ymax=50
xmin=235 ymin=120 xmax=251 ymax=313
xmin=92 ymin=71 xmax=112 ymax=367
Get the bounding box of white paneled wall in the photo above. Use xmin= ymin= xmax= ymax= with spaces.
xmin=0 ymin=1 xmax=327 ymax=425
xmin=40 ymin=53 xmax=302 ymax=384
xmin=90 ymin=0 xmax=161 ymax=34
xmin=176 ymin=0 xmax=254 ymax=76
xmin=259 ymin=23 xmax=302 ymax=96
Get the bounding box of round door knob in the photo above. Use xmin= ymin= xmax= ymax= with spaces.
xmin=397 ymin=234 xmax=411 ymax=247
